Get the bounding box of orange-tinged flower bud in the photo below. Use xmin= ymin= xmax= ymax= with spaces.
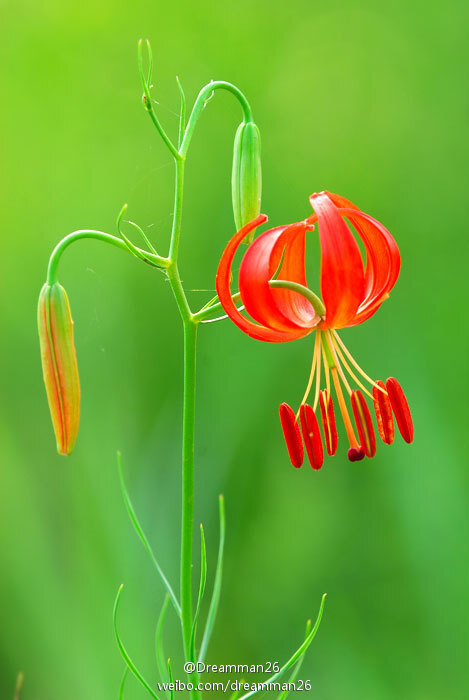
xmin=37 ymin=282 xmax=81 ymax=455
xmin=231 ymin=120 xmax=262 ymax=244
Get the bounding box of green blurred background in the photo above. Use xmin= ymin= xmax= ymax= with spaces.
xmin=1 ymin=0 xmax=468 ymax=697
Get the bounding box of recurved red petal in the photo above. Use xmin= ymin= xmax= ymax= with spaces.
xmin=279 ymin=403 xmax=304 ymax=468
xmin=373 ymin=380 xmax=394 ymax=445
xmin=299 ymin=404 xmax=324 ymax=470
xmin=325 ymin=192 xmax=400 ymax=327
xmin=386 ymin=377 xmax=414 ymax=444
xmin=351 ymin=390 xmax=376 ymax=458
xmin=319 ymin=389 xmax=338 ymax=456
xmin=239 ymin=221 xmax=319 ymax=332
xmin=310 ymin=192 xmax=365 ymax=329
xmin=216 ymin=216 xmax=310 ymax=342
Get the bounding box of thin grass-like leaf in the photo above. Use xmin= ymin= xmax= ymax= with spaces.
xmin=155 ymin=594 xmax=170 ymax=693
xmin=277 ymin=619 xmax=311 ymax=700
xmin=14 ymin=672 xmax=24 ymax=700
xmin=126 ymin=219 xmax=158 ymax=255
xmin=119 ymin=667 xmax=130 ymax=700
xmin=117 ymin=453 xmax=181 ymax=617
xmin=176 ymin=77 xmax=186 ymax=149
xmin=167 ymin=659 xmax=174 ymax=700
xmin=190 ymin=524 xmax=207 ymax=662
xmin=113 ymin=585 xmax=161 ymax=700
xmin=237 ymin=594 xmax=326 ymax=700
xmin=198 ymin=495 xmax=225 ymax=662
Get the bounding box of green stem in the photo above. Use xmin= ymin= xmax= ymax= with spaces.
xmin=180 ymin=81 xmax=253 ymax=158
xmin=46 ymin=229 xmax=168 ymax=285
xmin=180 ymin=319 xmax=198 ymax=660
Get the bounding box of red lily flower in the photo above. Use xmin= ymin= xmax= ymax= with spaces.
xmin=216 ymin=191 xmax=413 ymax=467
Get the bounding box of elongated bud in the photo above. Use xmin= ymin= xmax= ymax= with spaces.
xmin=231 ymin=120 xmax=262 ymax=244
xmin=38 ymin=282 xmax=81 ymax=455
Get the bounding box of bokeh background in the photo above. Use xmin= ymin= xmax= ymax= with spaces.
xmin=1 ymin=0 xmax=468 ymax=698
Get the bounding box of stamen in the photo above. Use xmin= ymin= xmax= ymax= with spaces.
xmin=326 ymin=331 xmax=352 ymax=395
xmin=385 ymin=378 xmax=414 ymax=444
xmin=279 ymin=403 xmax=304 ymax=468
xmin=332 ymin=330 xmax=386 ymax=394
xmin=299 ymin=404 xmax=324 ymax=470
xmin=321 ymin=340 xmax=331 ymax=399
xmin=330 ymin=333 xmax=374 ymax=400
xmin=319 ymin=389 xmax=338 ymax=456
xmin=373 ymin=380 xmax=394 ymax=444
xmin=331 ymin=367 xmax=360 ymax=451
xmin=298 ymin=332 xmax=320 ymax=413
xmin=351 ymin=390 xmax=376 ymax=458
xmin=312 ymin=333 xmax=322 ymax=412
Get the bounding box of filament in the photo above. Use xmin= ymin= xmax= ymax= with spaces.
xmin=312 ymin=332 xmax=322 ymax=412
xmin=297 ymin=332 xmax=321 ymax=416
xmin=330 ymin=333 xmax=374 ymax=400
xmin=332 ymin=330 xmax=386 ymax=394
xmin=331 ymin=367 xmax=360 ymax=449
xmin=326 ymin=331 xmax=352 ymax=395
xmin=321 ymin=340 xmax=331 ymax=398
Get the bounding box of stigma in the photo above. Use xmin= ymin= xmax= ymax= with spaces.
xmin=279 ymin=329 xmax=413 ymax=469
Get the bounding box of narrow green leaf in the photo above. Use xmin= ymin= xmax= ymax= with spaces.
xmin=155 ymin=594 xmax=170 ymax=693
xmin=176 ymin=77 xmax=186 ymax=149
xmin=190 ymin=524 xmax=207 ymax=662
xmin=14 ymin=672 xmax=24 ymax=700
xmin=127 ymin=220 xmax=158 ymax=255
xmin=113 ymin=585 xmax=160 ymax=700
xmin=167 ymin=659 xmax=174 ymax=700
xmin=237 ymin=594 xmax=327 ymax=700
xmin=277 ymin=619 xmax=311 ymax=700
xmin=198 ymin=495 xmax=226 ymax=662
xmin=117 ymin=453 xmax=181 ymax=617
xmin=119 ymin=667 xmax=130 ymax=700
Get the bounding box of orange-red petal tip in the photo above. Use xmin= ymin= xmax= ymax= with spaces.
xmin=279 ymin=402 xmax=304 ymax=468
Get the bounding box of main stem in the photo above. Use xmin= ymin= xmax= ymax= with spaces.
xmin=181 ymin=318 xmax=197 ymax=658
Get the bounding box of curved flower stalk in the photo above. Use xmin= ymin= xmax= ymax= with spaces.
xmin=216 ymin=191 xmax=414 ymax=467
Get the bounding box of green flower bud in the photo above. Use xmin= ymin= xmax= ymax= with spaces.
xmin=38 ymin=282 xmax=81 ymax=455
xmin=231 ymin=120 xmax=262 ymax=244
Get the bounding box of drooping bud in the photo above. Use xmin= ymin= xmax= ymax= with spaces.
xmin=386 ymin=377 xmax=414 ymax=444
xmin=372 ymin=380 xmax=394 ymax=445
xmin=299 ymin=404 xmax=324 ymax=470
xmin=231 ymin=120 xmax=262 ymax=244
xmin=351 ymin=390 xmax=376 ymax=458
xmin=38 ymin=282 xmax=81 ymax=455
xmin=279 ymin=403 xmax=304 ymax=468
xmin=319 ymin=389 xmax=338 ymax=456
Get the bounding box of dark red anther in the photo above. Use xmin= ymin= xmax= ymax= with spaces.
xmin=299 ymin=404 xmax=324 ymax=470
xmin=279 ymin=403 xmax=304 ymax=468
xmin=348 ymin=446 xmax=365 ymax=462
xmin=351 ymin=390 xmax=376 ymax=458
xmin=385 ymin=377 xmax=414 ymax=444
xmin=373 ymin=380 xmax=394 ymax=445
xmin=319 ymin=389 xmax=338 ymax=456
